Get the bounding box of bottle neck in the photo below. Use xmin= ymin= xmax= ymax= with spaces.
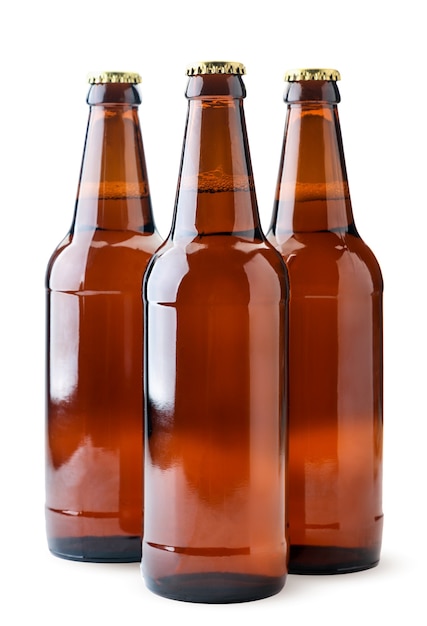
xmin=170 ymin=74 xmax=262 ymax=241
xmin=270 ymin=80 xmax=356 ymax=240
xmin=72 ymin=83 xmax=156 ymax=235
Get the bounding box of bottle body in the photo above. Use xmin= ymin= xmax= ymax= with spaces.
xmin=142 ymin=65 xmax=288 ymax=602
xmin=45 ymin=76 xmax=162 ymax=562
xmin=268 ymin=71 xmax=383 ymax=574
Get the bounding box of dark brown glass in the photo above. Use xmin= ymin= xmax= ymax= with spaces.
xmin=45 ymin=80 xmax=162 ymax=562
xmin=142 ymin=71 xmax=288 ymax=602
xmin=267 ymin=78 xmax=383 ymax=574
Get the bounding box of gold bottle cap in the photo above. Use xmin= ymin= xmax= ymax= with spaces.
xmin=186 ymin=61 xmax=246 ymax=76
xmin=284 ymin=68 xmax=341 ymax=82
xmin=87 ymin=71 xmax=142 ymax=84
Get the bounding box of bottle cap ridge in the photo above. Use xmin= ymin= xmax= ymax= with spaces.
xmin=186 ymin=61 xmax=246 ymax=76
xmin=284 ymin=68 xmax=341 ymax=82
xmin=87 ymin=71 xmax=142 ymax=84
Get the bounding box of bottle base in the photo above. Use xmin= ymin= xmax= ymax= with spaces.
xmin=144 ymin=571 xmax=286 ymax=604
xmin=288 ymin=544 xmax=380 ymax=575
xmin=48 ymin=535 xmax=141 ymax=563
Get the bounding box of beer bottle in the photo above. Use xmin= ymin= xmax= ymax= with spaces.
xmin=267 ymin=68 xmax=383 ymax=574
xmin=45 ymin=71 xmax=162 ymax=562
xmin=142 ymin=61 xmax=288 ymax=602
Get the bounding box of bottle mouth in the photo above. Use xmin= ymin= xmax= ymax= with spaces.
xmin=284 ymin=79 xmax=341 ymax=104
xmin=185 ymin=73 xmax=246 ymax=99
xmin=87 ymin=82 xmax=142 ymax=106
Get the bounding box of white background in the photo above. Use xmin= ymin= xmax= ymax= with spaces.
xmin=1 ymin=1 xmax=424 ymax=623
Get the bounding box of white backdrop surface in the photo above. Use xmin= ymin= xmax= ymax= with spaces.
xmin=0 ymin=1 xmax=424 ymax=623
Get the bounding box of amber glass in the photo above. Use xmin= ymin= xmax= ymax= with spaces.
xmin=142 ymin=68 xmax=288 ymax=603
xmin=267 ymin=77 xmax=383 ymax=574
xmin=45 ymin=79 xmax=162 ymax=562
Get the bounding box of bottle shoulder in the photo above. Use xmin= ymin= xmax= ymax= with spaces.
xmin=47 ymin=230 xmax=163 ymax=291
xmin=268 ymin=231 xmax=383 ymax=295
xmin=144 ymin=235 xmax=288 ymax=305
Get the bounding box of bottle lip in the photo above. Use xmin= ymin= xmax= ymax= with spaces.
xmin=284 ymin=68 xmax=341 ymax=82
xmin=87 ymin=71 xmax=142 ymax=84
xmin=186 ymin=61 xmax=246 ymax=76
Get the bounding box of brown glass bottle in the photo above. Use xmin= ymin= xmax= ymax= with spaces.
xmin=142 ymin=61 xmax=288 ymax=603
xmin=45 ymin=72 xmax=162 ymax=562
xmin=267 ymin=68 xmax=383 ymax=574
